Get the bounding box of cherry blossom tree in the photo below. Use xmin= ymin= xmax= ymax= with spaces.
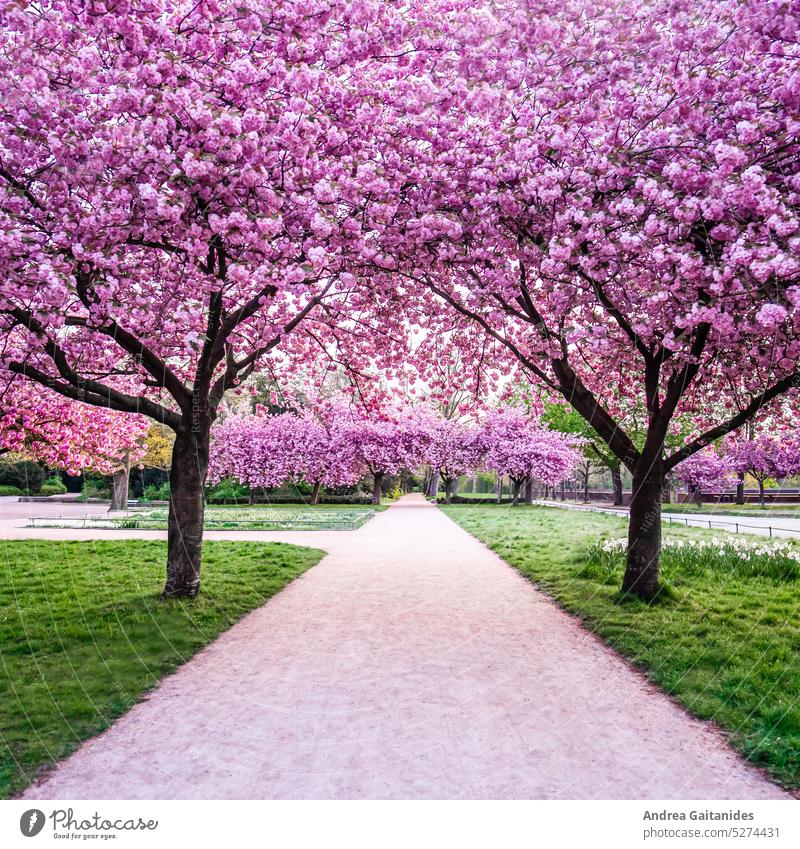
xmin=419 ymin=413 xmax=484 ymax=503
xmin=482 ymin=408 xmax=581 ymax=506
xmin=0 ymin=0 xmax=419 ymax=595
xmin=381 ymin=0 xmax=800 ymax=598
xmin=340 ymin=415 xmax=417 ymax=505
xmin=725 ymin=434 xmax=800 ymax=508
xmin=208 ymin=407 xmax=362 ymax=502
xmin=673 ymin=449 xmax=735 ymax=507
xmin=1 ymin=380 xmax=147 ymax=506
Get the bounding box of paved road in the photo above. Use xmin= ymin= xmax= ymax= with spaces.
xmin=536 ymin=499 xmax=800 ymax=539
xmin=18 ymin=495 xmax=786 ymax=799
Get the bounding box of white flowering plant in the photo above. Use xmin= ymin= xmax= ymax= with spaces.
xmin=585 ymin=536 xmax=800 ymax=584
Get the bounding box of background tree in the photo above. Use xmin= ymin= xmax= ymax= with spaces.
xmin=482 ymin=407 xmax=581 ymax=506
xmin=1 ymin=380 xmax=147 ymax=504
xmin=725 ymin=434 xmax=800 ymax=508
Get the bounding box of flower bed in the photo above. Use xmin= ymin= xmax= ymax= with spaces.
xmin=28 ymin=507 xmax=376 ymax=532
xmin=586 ymin=536 xmax=800 ymax=583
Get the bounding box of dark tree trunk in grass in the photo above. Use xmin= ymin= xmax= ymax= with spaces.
xmin=758 ymin=478 xmax=765 ymax=508
xmin=444 ymin=477 xmax=454 ymax=504
xmin=427 ymin=469 xmax=440 ymax=499
xmin=622 ymin=460 xmax=663 ymax=602
xmin=525 ymin=477 xmax=534 ymax=505
xmin=371 ymin=471 xmax=383 ymax=505
xmin=611 ymin=467 xmax=623 ymax=506
xmin=736 ymin=473 xmax=745 ymax=505
xmin=560 ymin=479 xmax=566 ymax=501
xmin=511 ymin=478 xmax=522 ymax=506
xmin=310 ymin=481 xmax=322 ymax=505
xmin=164 ymin=425 xmax=210 ymax=598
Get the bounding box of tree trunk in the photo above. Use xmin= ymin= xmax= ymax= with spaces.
xmin=444 ymin=478 xmax=454 ymax=504
xmin=692 ymin=483 xmax=703 ymax=508
xmin=583 ymin=471 xmax=589 ymax=503
xmin=622 ymin=460 xmax=663 ymax=602
xmin=109 ymin=464 xmax=130 ymax=511
xmin=164 ymin=426 xmax=210 ymax=598
xmin=525 ymin=477 xmax=534 ymax=505
xmin=372 ymin=471 xmax=383 ymax=505
xmin=611 ymin=467 xmax=623 ymax=506
xmin=310 ymin=481 xmax=322 ymax=505
xmin=736 ymin=473 xmax=745 ymax=505
xmin=511 ymin=478 xmax=521 ymax=506
xmin=496 ymin=473 xmax=503 ymax=504
xmin=472 ymin=474 xmax=477 ymax=494
xmin=560 ymin=479 xmax=566 ymax=501
xmin=759 ymin=478 xmax=765 ymax=508
xmin=427 ymin=469 xmax=440 ymax=499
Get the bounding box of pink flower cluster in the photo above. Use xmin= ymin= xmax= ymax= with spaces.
xmin=0 ymin=381 xmax=148 ymax=474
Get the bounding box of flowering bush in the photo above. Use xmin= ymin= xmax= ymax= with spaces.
xmin=586 ymin=536 xmax=800 ymax=584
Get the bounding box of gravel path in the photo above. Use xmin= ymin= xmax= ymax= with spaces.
xmin=19 ymin=495 xmax=788 ymax=799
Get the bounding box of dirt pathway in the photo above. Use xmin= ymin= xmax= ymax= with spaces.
xmin=21 ymin=495 xmax=788 ymax=799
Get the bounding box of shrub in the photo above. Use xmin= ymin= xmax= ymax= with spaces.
xmin=0 ymin=460 xmax=46 ymax=493
xmin=0 ymin=485 xmax=23 ymax=496
xmin=206 ymin=478 xmax=249 ymax=503
xmin=40 ymin=477 xmax=68 ymax=496
xmin=143 ymin=481 xmax=171 ymax=501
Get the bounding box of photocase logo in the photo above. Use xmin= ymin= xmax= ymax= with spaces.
xmin=19 ymin=809 xmax=45 ymax=837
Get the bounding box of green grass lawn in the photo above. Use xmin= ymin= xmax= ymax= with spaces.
xmin=440 ymin=504 xmax=800 ymax=790
xmin=0 ymin=539 xmax=323 ymax=798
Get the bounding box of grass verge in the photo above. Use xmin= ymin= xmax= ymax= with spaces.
xmin=0 ymin=539 xmax=323 ymax=798
xmin=441 ymin=504 xmax=800 ymax=790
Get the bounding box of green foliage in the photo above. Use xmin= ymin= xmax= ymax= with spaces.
xmin=0 ymin=460 xmax=45 ymax=493
xmin=205 ymin=477 xmax=248 ymax=503
xmin=0 ymin=539 xmax=324 ymax=798
xmin=0 ymin=485 xmax=23 ymax=496
xmin=39 ymin=477 xmax=68 ymax=496
xmin=142 ymin=481 xmax=171 ymax=501
xmin=442 ymin=504 xmax=800 ymax=789
xmin=81 ymin=471 xmax=111 ymax=500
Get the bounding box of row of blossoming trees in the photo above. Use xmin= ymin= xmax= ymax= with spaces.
xmin=1 ymin=0 xmax=798 ymax=599
xmin=208 ymin=405 xmax=583 ymax=506
xmin=676 ymin=433 xmax=800 ymax=508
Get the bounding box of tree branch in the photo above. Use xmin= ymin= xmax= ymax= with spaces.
xmin=665 ymin=372 xmax=798 ymax=470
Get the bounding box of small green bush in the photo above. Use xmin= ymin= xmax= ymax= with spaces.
xmin=206 ymin=478 xmax=249 ymax=503
xmin=40 ymin=477 xmax=68 ymax=496
xmin=0 ymin=484 xmax=23 ymax=496
xmin=143 ymin=481 xmax=171 ymax=501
